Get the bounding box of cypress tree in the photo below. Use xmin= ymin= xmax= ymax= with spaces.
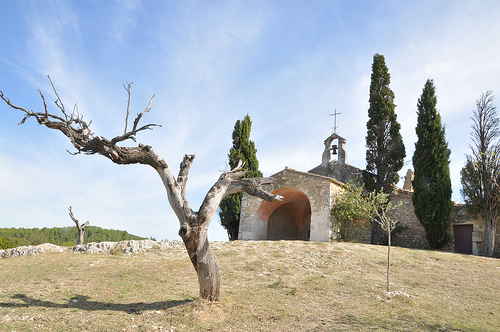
xmin=365 ymin=53 xmax=406 ymax=244
xmin=365 ymin=54 xmax=406 ymax=192
xmin=412 ymin=79 xmax=452 ymax=248
xmin=219 ymin=115 xmax=262 ymax=240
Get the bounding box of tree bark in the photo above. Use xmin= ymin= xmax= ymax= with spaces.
xmin=181 ymin=219 xmax=221 ymax=301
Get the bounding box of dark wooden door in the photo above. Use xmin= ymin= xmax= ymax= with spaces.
xmin=454 ymin=224 xmax=473 ymax=254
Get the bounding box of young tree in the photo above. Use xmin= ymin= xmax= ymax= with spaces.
xmin=68 ymin=206 xmax=90 ymax=246
xmin=412 ymin=79 xmax=452 ymax=248
xmin=0 ymin=78 xmax=282 ymax=301
xmin=330 ymin=182 xmax=370 ymax=241
xmin=365 ymin=53 xmax=406 ymax=244
xmin=460 ymin=91 xmax=500 ymax=257
xmin=331 ymin=184 xmax=401 ymax=292
xmin=219 ymin=115 xmax=263 ymax=241
xmin=365 ymin=190 xmax=401 ymax=292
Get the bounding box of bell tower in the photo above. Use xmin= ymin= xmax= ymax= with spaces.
xmin=322 ymin=133 xmax=347 ymax=166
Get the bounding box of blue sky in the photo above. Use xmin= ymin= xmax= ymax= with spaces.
xmin=1 ymin=0 xmax=500 ymax=241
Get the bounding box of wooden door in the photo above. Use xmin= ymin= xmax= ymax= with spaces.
xmin=453 ymin=224 xmax=473 ymax=254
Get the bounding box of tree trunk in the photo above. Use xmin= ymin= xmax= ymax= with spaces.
xmin=156 ymin=163 xmax=281 ymax=301
xmin=484 ymin=217 xmax=496 ymax=257
xmin=386 ymin=229 xmax=391 ymax=292
xmin=178 ymin=214 xmax=221 ymax=301
xmin=191 ymin=229 xmax=221 ymax=301
xmin=77 ymin=230 xmax=85 ymax=246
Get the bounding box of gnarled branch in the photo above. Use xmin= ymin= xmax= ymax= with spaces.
xmin=197 ymin=160 xmax=283 ymax=224
xmin=225 ymin=177 xmax=282 ymax=201
xmin=0 ymin=80 xmax=166 ymax=170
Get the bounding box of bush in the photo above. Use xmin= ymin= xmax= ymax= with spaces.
xmin=0 ymin=235 xmax=15 ymax=249
xmin=331 ymin=182 xmax=372 ymax=241
xmin=335 ymin=218 xmax=371 ymax=242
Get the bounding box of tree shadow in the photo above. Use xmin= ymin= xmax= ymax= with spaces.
xmin=4 ymin=294 xmax=193 ymax=314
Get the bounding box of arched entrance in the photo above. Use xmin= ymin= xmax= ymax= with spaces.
xmin=256 ymin=188 xmax=311 ymax=241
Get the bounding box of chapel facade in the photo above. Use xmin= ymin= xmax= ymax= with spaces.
xmin=238 ymin=132 xmax=359 ymax=242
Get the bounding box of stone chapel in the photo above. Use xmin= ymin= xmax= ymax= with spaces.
xmin=238 ymin=132 xmax=500 ymax=257
xmin=238 ymin=132 xmax=359 ymax=242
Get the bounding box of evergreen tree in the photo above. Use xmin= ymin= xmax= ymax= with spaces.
xmin=219 ymin=115 xmax=262 ymax=240
xmin=365 ymin=53 xmax=406 ymax=244
xmin=412 ymin=79 xmax=452 ymax=248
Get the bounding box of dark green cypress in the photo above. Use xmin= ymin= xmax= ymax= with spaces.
xmin=219 ymin=115 xmax=262 ymax=241
xmin=365 ymin=54 xmax=406 ymax=244
xmin=365 ymin=54 xmax=406 ymax=193
xmin=412 ymin=79 xmax=452 ymax=248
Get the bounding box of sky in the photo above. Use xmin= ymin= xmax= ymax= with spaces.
xmin=1 ymin=0 xmax=500 ymax=242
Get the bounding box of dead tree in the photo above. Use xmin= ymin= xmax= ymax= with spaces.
xmin=68 ymin=206 xmax=90 ymax=245
xmin=0 ymin=77 xmax=282 ymax=301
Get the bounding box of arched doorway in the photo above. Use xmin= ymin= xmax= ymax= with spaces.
xmin=256 ymin=188 xmax=311 ymax=241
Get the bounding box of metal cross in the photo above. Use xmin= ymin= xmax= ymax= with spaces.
xmin=329 ymin=109 xmax=341 ymax=134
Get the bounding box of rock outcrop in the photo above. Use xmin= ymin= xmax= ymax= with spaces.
xmin=0 ymin=240 xmax=182 ymax=258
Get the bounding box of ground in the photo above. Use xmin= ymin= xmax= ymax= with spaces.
xmin=0 ymin=240 xmax=499 ymax=331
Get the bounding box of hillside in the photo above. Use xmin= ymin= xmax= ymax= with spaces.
xmin=0 ymin=226 xmax=146 ymax=249
xmin=0 ymin=241 xmax=499 ymax=331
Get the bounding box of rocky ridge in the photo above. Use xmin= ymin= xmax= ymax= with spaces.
xmin=0 ymin=240 xmax=183 ymax=258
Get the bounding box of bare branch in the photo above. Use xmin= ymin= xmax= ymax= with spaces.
xmin=69 ymin=206 xmax=90 ymax=229
xmin=48 ymin=75 xmax=69 ymax=120
xmin=133 ymin=94 xmax=156 ymax=132
xmin=123 ymin=82 xmax=133 ymax=134
xmin=178 ymin=154 xmax=196 ymax=198
xmin=68 ymin=206 xmax=77 ymax=223
xmin=39 ymin=89 xmax=49 ymax=118
xmin=110 ymin=94 xmax=159 ymax=145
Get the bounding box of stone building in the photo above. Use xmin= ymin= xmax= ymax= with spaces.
xmin=239 ymin=132 xmax=500 ymax=257
xmin=239 ymin=167 xmax=343 ymax=242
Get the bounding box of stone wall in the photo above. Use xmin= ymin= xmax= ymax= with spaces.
xmin=451 ymin=205 xmax=500 ymax=257
xmin=0 ymin=240 xmax=182 ymax=259
xmin=387 ymin=190 xmax=431 ymax=249
xmin=450 ymin=205 xmax=483 ymax=255
xmin=371 ymin=191 xmax=500 ymax=256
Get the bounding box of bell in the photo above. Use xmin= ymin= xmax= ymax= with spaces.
xmin=331 ymin=144 xmax=338 ymax=155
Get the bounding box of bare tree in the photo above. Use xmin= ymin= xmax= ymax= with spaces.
xmin=0 ymin=77 xmax=282 ymax=301
xmin=68 ymin=206 xmax=90 ymax=246
xmin=461 ymin=91 xmax=500 ymax=257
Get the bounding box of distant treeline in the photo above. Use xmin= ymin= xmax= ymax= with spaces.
xmin=0 ymin=226 xmax=146 ymax=249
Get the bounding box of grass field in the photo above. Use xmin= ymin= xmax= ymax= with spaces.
xmin=0 ymin=240 xmax=499 ymax=331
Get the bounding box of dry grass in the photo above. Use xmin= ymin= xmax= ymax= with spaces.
xmin=1 ymin=241 xmax=499 ymax=331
